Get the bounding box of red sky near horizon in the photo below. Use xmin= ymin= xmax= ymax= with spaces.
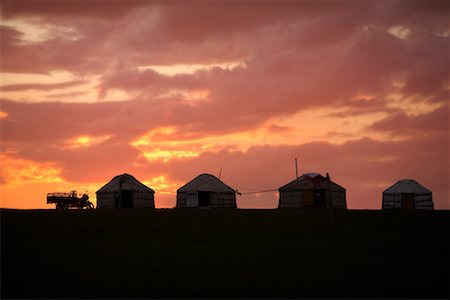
xmin=0 ymin=1 xmax=448 ymax=209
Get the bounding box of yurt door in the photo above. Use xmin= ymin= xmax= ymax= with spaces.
xmin=303 ymin=189 xmax=314 ymax=207
xmin=198 ymin=191 xmax=211 ymax=207
xmin=401 ymin=193 xmax=415 ymax=209
xmin=313 ymin=189 xmax=326 ymax=208
xmin=121 ymin=190 xmax=133 ymax=208
xmin=186 ymin=192 xmax=199 ymax=208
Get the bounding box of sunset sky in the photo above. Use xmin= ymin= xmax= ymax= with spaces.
xmin=0 ymin=0 xmax=448 ymax=209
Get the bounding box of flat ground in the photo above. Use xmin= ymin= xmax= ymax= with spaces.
xmin=1 ymin=209 xmax=449 ymax=299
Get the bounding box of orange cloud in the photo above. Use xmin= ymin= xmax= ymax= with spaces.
xmin=0 ymin=154 xmax=63 ymax=187
xmin=64 ymin=135 xmax=112 ymax=149
xmin=143 ymin=175 xmax=180 ymax=194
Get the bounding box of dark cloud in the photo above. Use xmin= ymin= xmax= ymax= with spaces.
xmin=328 ymin=98 xmax=400 ymax=118
xmin=1 ymin=0 xmax=146 ymax=19
xmin=368 ymin=105 xmax=449 ymax=135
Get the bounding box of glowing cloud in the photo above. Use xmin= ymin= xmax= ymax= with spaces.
xmin=388 ymin=26 xmax=411 ymax=40
xmin=1 ymin=18 xmax=83 ymax=43
xmin=0 ymin=154 xmax=63 ymax=187
xmin=64 ymin=135 xmax=112 ymax=149
xmin=143 ymin=175 xmax=180 ymax=194
xmin=138 ymin=61 xmax=246 ymax=76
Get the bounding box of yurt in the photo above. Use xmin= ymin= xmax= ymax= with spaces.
xmin=278 ymin=173 xmax=346 ymax=209
xmin=382 ymin=179 xmax=433 ymax=210
xmin=176 ymin=174 xmax=237 ymax=208
xmin=96 ymin=173 xmax=155 ymax=208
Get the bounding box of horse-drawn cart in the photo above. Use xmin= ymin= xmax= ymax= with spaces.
xmin=47 ymin=190 xmax=94 ymax=209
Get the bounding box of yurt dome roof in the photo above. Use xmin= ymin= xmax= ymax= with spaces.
xmin=383 ymin=179 xmax=431 ymax=195
xmin=279 ymin=172 xmax=345 ymax=192
xmin=96 ymin=173 xmax=154 ymax=194
xmin=178 ymin=173 xmax=235 ymax=193
xmin=304 ymin=172 xmax=321 ymax=178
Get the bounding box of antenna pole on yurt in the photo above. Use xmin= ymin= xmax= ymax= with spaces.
xmin=295 ymin=158 xmax=299 ymax=179
xmin=219 ymin=167 xmax=223 ymax=179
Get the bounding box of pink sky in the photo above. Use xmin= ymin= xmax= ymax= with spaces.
xmin=0 ymin=0 xmax=448 ymax=209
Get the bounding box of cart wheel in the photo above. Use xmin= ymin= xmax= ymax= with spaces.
xmin=88 ymin=203 xmax=94 ymax=209
xmin=56 ymin=203 xmax=63 ymax=210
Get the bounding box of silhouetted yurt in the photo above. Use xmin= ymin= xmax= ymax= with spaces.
xmin=96 ymin=173 xmax=155 ymax=208
xmin=382 ymin=179 xmax=433 ymax=210
xmin=176 ymin=174 xmax=236 ymax=208
xmin=278 ymin=173 xmax=346 ymax=209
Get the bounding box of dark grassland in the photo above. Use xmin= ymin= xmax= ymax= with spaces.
xmin=1 ymin=209 xmax=449 ymax=299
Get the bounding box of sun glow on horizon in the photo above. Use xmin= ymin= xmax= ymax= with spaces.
xmin=143 ymin=175 xmax=180 ymax=194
